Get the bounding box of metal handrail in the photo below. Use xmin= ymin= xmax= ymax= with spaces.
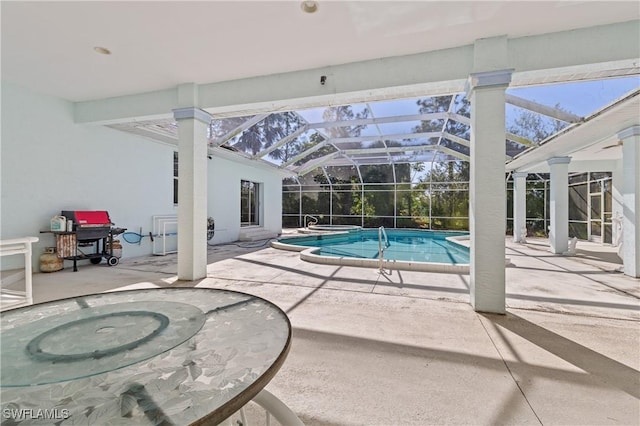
xmin=378 ymin=226 xmax=389 ymax=273
xmin=304 ymin=214 xmax=318 ymax=228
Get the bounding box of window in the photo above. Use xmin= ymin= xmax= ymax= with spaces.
xmin=241 ymin=180 xmax=260 ymax=226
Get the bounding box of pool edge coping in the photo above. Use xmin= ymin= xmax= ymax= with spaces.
xmin=271 ymin=235 xmax=470 ymax=274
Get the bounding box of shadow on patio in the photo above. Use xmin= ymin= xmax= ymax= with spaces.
xmin=24 ymin=237 xmax=640 ymax=425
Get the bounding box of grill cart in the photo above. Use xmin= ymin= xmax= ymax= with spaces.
xmin=52 ymin=211 xmax=126 ymax=271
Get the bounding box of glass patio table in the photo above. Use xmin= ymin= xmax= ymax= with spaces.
xmin=0 ymin=288 xmax=292 ymax=425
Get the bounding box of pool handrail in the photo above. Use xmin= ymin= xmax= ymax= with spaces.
xmin=378 ymin=226 xmax=390 ymax=273
xmin=304 ymin=214 xmax=318 ymax=228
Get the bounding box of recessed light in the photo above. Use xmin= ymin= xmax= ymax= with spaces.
xmin=301 ymin=1 xmax=318 ymax=14
xmin=93 ymin=46 xmax=112 ymax=55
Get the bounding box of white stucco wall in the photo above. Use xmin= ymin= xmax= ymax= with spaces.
xmin=1 ymin=82 xmax=283 ymax=271
xmin=1 ymin=82 xmax=178 ymax=270
xmin=207 ymin=153 xmax=283 ymax=244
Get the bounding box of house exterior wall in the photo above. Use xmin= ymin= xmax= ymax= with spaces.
xmin=0 ymin=83 xmax=283 ymax=271
xmin=207 ymin=154 xmax=283 ymax=244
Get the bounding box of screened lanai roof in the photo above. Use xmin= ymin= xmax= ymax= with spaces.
xmin=108 ymin=76 xmax=639 ymax=182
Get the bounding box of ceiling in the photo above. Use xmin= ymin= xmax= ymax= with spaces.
xmin=2 ymin=1 xmax=638 ymax=177
xmin=2 ymin=1 xmax=639 ymax=103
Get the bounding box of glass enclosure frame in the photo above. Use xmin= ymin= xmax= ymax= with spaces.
xmin=286 ymin=170 xmax=613 ymax=244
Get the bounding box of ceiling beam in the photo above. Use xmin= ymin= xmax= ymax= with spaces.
xmin=288 ymin=111 xmax=347 ymax=165
xmin=295 ymin=151 xmax=342 ymax=175
xmin=507 ymin=91 xmax=639 ymax=171
xmin=505 ymin=94 xmax=582 ymax=123
xmin=299 ymin=144 xmax=471 ymax=171
xmin=211 ymin=113 xmax=270 ymax=147
xmin=506 ymin=132 xmax=535 ymax=147
xmin=75 ymin=21 xmax=639 ymax=124
xmin=319 ymin=145 xmax=470 ymax=167
xmin=342 ymin=144 xmax=439 ymax=156
xmin=305 ymin=111 xmax=467 ymax=130
xmin=438 ymin=146 xmax=470 ymax=162
xmin=442 ymin=132 xmax=471 ymax=147
xmin=254 ymin=124 xmax=308 ymax=159
xmin=332 ymin=131 xmax=441 ymax=144
xmin=447 ymin=111 xmax=470 ymax=125
xmin=281 ymin=140 xmax=331 ymax=168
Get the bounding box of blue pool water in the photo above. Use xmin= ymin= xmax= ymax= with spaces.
xmin=279 ymin=229 xmax=469 ymax=264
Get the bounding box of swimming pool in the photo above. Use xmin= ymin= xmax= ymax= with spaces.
xmin=273 ymin=229 xmax=470 ymax=273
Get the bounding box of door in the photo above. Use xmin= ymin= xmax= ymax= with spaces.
xmin=589 ymin=192 xmax=602 ymax=242
xmin=241 ymin=180 xmax=259 ymax=226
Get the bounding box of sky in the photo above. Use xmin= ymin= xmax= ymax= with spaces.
xmin=294 ymin=75 xmax=639 ymax=139
xmin=507 ymin=76 xmax=639 ymax=117
xmin=247 ymin=75 xmax=639 ymax=168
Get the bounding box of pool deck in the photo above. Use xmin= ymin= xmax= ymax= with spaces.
xmin=15 ymin=235 xmax=640 ymax=425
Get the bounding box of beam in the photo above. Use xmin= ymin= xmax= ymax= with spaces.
xmin=305 ymin=112 xmax=464 ymax=130
xmin=290 ymin=138 xmax=471 ymax=171
xmin=254 ymin=124 xmax=308 ymax=159
xmin=75 ymin=21 xmax=640 ymax=124
xmin=506 ymin=132 xmax=535 ymax=147
xmin=342 ymin=144 xmax=439 ymax=156
xmin=295 ymin=112 xmax=336 ymax=147
xmin=211 ymin=113 xmax=270 ymax=147
xmin=292 ymin=111 xmax=346 ymax=163
xmin=513 ymin=159 xmax=621 ymax=174
xmin=332 ymin=131 xmax=441 ymax=144
xmin=442 ymin=132 xmax=471 ymax=147
xmin=507 ymin=91 xmax=640 ymax=171
xmin=434 ymin=95 xmax=458 ymax=151
xmin=438 ymin=146 xmax=470 ymax=162
xmin=281 ymin=140 xmax=330 ymax=168
xmin=295 ymin=151 xmax=342 ymax=175
xmin=447 ymin=111 xmax=470 ymax=125
xmin=505 ymin=94 xmax=582 ymax=123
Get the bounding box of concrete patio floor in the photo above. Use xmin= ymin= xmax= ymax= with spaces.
xmin=19 ymin=236 xmax=640 ymax=425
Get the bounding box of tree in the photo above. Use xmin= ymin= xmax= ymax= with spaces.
xmin=233 ymin=112 xmax=303 ymax=156
xmin=321 ymin=105 xmax=369 ymax=138
xmin=507 ymin=105 xmax=568 ymax=144
xmin=406 ymin=95 xmax=471 ymax=229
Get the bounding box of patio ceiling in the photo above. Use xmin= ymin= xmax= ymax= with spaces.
xmin=2 ymin=1 xmax=638 ymax=103
xmin=2 ymin=1 xmax=638 ymax=177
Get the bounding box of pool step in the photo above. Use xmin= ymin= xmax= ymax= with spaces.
xmin=239 ymin=227 xmax=278 ymax=242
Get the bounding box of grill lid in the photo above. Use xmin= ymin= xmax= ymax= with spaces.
xmin=62 ymin=211 xmax=112 ymax=226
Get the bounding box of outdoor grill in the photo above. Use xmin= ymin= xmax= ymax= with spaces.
xmin=62 ymin=210 xmax=113 ymax=241
xmin=55 ymin=210 xmax=126 ymax=271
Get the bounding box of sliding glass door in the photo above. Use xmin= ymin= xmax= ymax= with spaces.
xmin=241 ymin=180 xmax=260 ymax=226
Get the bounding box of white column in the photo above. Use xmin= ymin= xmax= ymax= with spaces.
xmin=467 ymin=69 xmax=511 ymax=314
xmin=173 ymin=107 xmax=210 ymax=281
xmin=612 ymin=159 xmax=624 ymax=251
xmin=548 ymin=156 xmax=571 ymax=254
xmin=512 ymin=172 xmax=528 ymax=243
xmin=619 ymin=126 xmax=640 ymax=278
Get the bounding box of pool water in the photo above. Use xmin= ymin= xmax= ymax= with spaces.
xmin=279 ymin=229 xmax=469 ymax=265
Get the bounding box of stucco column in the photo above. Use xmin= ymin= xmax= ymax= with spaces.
xmin=467 ymin=69 xmax=511 ymax=314
xmin=512 ymin=172 xmax=528 ymax=243
xmin=548 ymin=156 xmax=571 ymax=254
xmin=619 ymin=126 xmax=640 ymax=277
xmin=612 ymin=159 xmax=624 ymax=252
xmin=173 ymin=107 xmax=210 ymax=281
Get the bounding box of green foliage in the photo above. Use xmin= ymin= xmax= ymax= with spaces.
xmin=281 ymin=95 xmax=566 ymax=232
xmin=507 ymin=105 xmax=568 ymax=143
xmin=233 ymin=112 xmax=304 ymax=156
